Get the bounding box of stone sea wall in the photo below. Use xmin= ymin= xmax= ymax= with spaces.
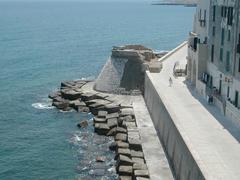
xmin=49 ymin=80 xmax=150 ymax=180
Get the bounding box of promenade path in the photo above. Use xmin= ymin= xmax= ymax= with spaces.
xmin=147 ymin=42 xmax=240 ymax=179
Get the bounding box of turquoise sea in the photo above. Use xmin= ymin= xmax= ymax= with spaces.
xmin=0 ymin=1 xmax=195 ymax=179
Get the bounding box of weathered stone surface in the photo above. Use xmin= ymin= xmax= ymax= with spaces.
xmin=132 ymin=158 xmax=144 ymax=164
xmin=120 ymin=108 xmax=134 ymax=117
xmin=116 ymin=127 xmax=127 ymax=134
xmin=123 ymin=115 xmax=135 ymax=122
xmin=48 ymin=91 xmax=61 ymax=99
xmin=128 ymin=132 xmax=140 ymax=140
xmin=94 ymin=117 xmax=107 ymax=123
xmin=136 ymin=177 xmax=150 ymax=180
xmin=131 ymin=150 xmax=144 ymax=158
xmin=104 ymin=103 xmax=120 ymax=113
xmin=96 ymin=156 xmax=106 ymax=162
xmin=118 ymin=166 xmax=133 ymax=176
xmin=125 ymin=122 xmax=136 ymax=128
xmin=52 ymin=100 xmax=69 ymax=110
xmin=77 ymin=120 xmax=88 ymax=128
xmin=98 ymin=111 xmax=108 ymax=118
xmin=107 ymin=118 xmax=118 ymax=128
xmin=118 ymin=176 xmax=132 ymax=180
xmin=116 ymin=141 xmax=129 ymax=149
xmin=52 ymin=96 xmax=65 ymax=102
xmin=107 ymin=127 xmax=117 ymax=136
xmin=81 ymin=92 xmax=99 ymax=101
xmin=95 ymin=123 xmax=110 ymax=135
xmin=61 ymin=89 xmax=82 ymax=100
xmin=69 ymin=100 xmax=85 ymax=107
xmin=87 ymin=99 xmax=111 ymax=106
xmin=134 ymin=170 xmax=149 ymax=178
xmin=106 ymin=112 xmax=119 ymax=119
xmin=77 ymin=106 xmax=90 ymax=113
xmin=115 ymin=133 xmax=127 ymax=142
xmin=118 ymin=148 xmax=131 ymax=157
xmin=133 ymin=163 xmax=148 ymax=170
xmin=117 ymin=155 xmax=133 ymax=166
xmin=128 ymin=138 xmax=142 ymax=151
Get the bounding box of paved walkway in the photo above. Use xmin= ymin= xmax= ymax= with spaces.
xmin=148 ymin=43 xmax=240 ymax=179
xmin=133 ymin=96 xmax=174 ymax=180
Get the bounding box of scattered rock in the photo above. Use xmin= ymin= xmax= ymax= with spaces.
xmin=61 ymin=89 xmax=82 ymax=100
xmin=106 ymin=112 xmax=119 ymax=119
xmin=128 ymin=138 xmax=142 ymax=151
xmin=135 ymin=177 xmax=150 ymax=180
xmin=96 ymin=156 xmax=106 ymax=162
xmin=98 ymin=111 xmax=108 ymax=118
xmin=131 ymin=150 xmax=144 ymax=158
xmin=133 ymin=163 xmax=148 ymax=170
xmin=107 ymin=118 xmax=118 ymax=128
xmin=48 ymin=91 xmax=61 ymax=99
xmin=119 ymin=176 xmax=132 ymax=180
xmin=95 ymin=123 xmax=110 ymax=135
xmin=107 ymin=127 xmax=117 ymax=136
xmin=132 ymin=158 xmax=145 ymax=164
xmin=117 ymin=155 xmax=133 ymax=166
xmin=117 ymin=148 xmax=131 ymax=157
xmin=104 ymin=103 xmax=120 ymax=113
xmin=134 ymin=170 xmax=149 ymax=178
xmin=52 ymin=100 xmax=69 ymax=110
xmin=116 ymin=141 xmax=129 ymax=149
xmin=77 ymin=120 xmax=88 ymax=128
xmin=94 ymin=117 xmax=107 ymax=124
xmin=115 ymin=133 xmax=127 ymax=142
xmin=118 ymin=166 xmax=133 ymax=176
xmin=120 ymin=108 xmax=134 ymax=117
xmin=77 ymin=106 xmax=90 ymax=113
xmin=116 ymin=127 xmax=127 ymax=134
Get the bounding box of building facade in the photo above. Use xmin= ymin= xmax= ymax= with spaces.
xmin=187 ymin=0 xmax=240 ymax=126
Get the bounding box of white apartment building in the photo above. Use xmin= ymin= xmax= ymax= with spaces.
xmin=187 ymin=0 xmax=240 ymax=126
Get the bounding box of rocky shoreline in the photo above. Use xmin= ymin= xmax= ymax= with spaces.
xmin=49 ymin=80 xmax=150 ymax=180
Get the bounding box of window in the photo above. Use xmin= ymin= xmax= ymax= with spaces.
xmin=221 ymin=28 xmax=225 ymax=45
xmin=227 ymin=7 xmax=233 ymax=26
xmin=228 ymin=30 xmax=231 ymax=41
xmin=212 ymin=26 xmax=216 ymax=37
xmin=226 ymin=51 xmax=230 ymax=72
xmin=220 ymin=48 xmax=223 ymax=61
xmin=227 ymin=86 xmax=230 ymax=98
xmin=213 ymin=6 xmax=216 ymax=22
xmin=211 ymin=45 xmax=215 ymax=62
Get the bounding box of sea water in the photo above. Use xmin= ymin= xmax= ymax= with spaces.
xmin=0 ymin=1 xmax=195 ymax=179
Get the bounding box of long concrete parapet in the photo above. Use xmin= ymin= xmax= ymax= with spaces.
xmin=144 ymin=43 xmax=240 ymax=180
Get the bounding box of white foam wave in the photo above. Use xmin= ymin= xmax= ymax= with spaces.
xmin=32 ymin=102 xmax=54 ymax=110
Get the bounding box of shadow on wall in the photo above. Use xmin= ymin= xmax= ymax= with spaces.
xmin=184 ymin=80 xmax=240 ymax=142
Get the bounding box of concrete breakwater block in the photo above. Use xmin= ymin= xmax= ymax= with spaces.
xmin=115 ymin=133 xmax=128 ymax=142
xmin=94 ymin=123 xmax=110 ymax=135
xmin=119 ymin=176 xmax=132 ymax=180
xmin=134 ymin=170 xmax=149 ymax=178
xmin=133 ymin=163 xmax=148 ymax=170
xmin=117 ymin=155 xmax=133 ymax=166
xmin=117 ymin=148 xmax=131 ymax=157
xmin=49 ymin=78 xmax=151 ymax=179
xmin=118 ymin=166 xmax=133 ymax=176
xmin=98 ymin=110 xmax=108 ymax=118
xmin=61 ymin=89 xmax=82 ymax=100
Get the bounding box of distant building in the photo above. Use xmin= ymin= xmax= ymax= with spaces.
xmin=187 ymin=0 xmax=240 ymax=126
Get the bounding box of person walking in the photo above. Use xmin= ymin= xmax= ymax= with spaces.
xmin=169 ymin=77 xmax=173 ymax=87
